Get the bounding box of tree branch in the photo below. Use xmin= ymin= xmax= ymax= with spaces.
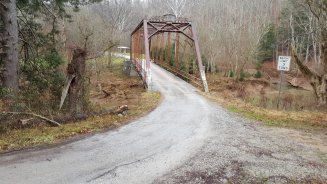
xmin=1 ymin=112 xmax=61 ymax=127
xmin=16 ymin=6 xmax=43 ymax=44
xmin=41 ymin=1 xmax=57 ymax=18
xmin=306 ymin=0 xmax=321 ymax=20
xmin=291 ymin=44 xmax=316 ymax=79
xmin=0 ymin=2 xmax=8 ymax=10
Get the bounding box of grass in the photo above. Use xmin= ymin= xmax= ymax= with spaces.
xmin=204 ymin=73 xmax=327 ymax=133
xmin=0 ymin=92 xmax=161 ymax=152
xmin=204 ymin=92 xmax=327 ymax=133
xmin=0 ymin=56 xmax=162 ymax=153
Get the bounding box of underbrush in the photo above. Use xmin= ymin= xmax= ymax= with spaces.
xmin=206 ymin=73 xmax=327 ymax=132
xmin=0 ymin=51 xmax=65 ymax=114
xmin=207 ymin=73 xmax=323 ymax=111
xmin=0 ymin=57 xmax=162 ymax=152
xmin=0 ymin=91 xmax=160 ymax=152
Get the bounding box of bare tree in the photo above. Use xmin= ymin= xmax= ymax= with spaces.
xmin=65 ymin=1 xmax=135 ymax=55
xmin=291 ymin=0 xmax=327 ymax=106
xmin=158 ymin=0 xmax=187 ymax=17
xmin=191 ymin=0 xmax=281 ymax=77
xmin=146 ymin=0 xmax=198 ymax=17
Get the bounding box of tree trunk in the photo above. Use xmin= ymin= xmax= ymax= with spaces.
xmin=319 ymin=30 xmax=327 ymax=105
xmin=107 ymin=50 xmax=112 ymax=67
xmin=0 ymin=0 xmax=19 ymax=93
xmin=290 ymin=4 xmax=327 ymax=106
xmin=292 ymin=43 xmax=327 ymax=106
xmin=68 ymin=48 xmax=87 ymax=115
xmin=322 ymin=31 xmax=327 ymax=74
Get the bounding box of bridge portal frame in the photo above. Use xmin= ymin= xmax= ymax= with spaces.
xmin=130 ymin=17 xmax=209 ymax=92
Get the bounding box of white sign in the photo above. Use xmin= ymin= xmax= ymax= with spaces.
xmin=277 ymin=56 xmax=291 ymax=71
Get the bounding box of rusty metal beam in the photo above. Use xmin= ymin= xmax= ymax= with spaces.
xmin=143 ymin=20 xmax=151 ymax=88
xmin=156 ymin=34 xmax=162 ymax=63
xmin=147 ymin=22 xmax=159 ymax=31
xmin=149 ymin=39 xmax=152 ymax=60
xmin=130 ymin=34 xmax=134 ymax=62
xmin=136 ymin=30 xmax=140 ymax=59
xmin=191 ymin=25 xmax=209 ymax=92
xmin=149 ymin=30 xmax=193 ymax=42
xmin=153 ymin=35 xmax=158 ymax=63
xmin=143 ymin=20 xmax=150 ymax=68
xmin=131 ymin=20 xmax=145 ymax=36
xmin=167 ymin=32 xmax=171 ymax=65
xmin=176 ymin=33 xmax=180 ymax=70
xmin=160 ymin=33 xmax=165 ymax=64
xmin=146 ymin=22 xmax=192 ymax=40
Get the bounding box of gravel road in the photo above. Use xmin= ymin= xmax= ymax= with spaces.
xmin=0 ymin=64 xmax=326 ymax=184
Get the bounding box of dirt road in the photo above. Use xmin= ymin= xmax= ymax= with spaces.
xmin=0 ymin=64 xmax=326 ymax=183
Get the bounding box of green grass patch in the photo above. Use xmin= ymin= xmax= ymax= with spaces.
xmin=112 ymin=57 xmax=125 ymax=65
xmin=227 ymin=105 xmax=284 ymax=126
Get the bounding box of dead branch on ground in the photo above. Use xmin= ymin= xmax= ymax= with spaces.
xmin=0 ymin=112 xmax=61 ymax=127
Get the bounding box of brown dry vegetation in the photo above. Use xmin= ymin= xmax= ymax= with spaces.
xmin=0 ymin=57 xmax=161 ymax=153
xmin=205 ymin=73 xmax=327 ymax=133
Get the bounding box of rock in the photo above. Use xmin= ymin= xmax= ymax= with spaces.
xmin=109 ymin=105 xmax=129 ymax=115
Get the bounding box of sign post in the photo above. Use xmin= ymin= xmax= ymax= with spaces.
xmin=277 ymin=56 xmax=291 ymax=109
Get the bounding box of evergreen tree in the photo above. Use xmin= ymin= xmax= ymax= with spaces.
xmin=256 ymin=24 xmax=276 ymax=64
xmin=0 ymin=0 xmax=101 ymax=93
xmin=0 ymin=0 xmax=101 ymax=109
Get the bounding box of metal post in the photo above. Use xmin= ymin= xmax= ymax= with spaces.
xmin=176 ymin=33 xmax=180 ymax=70
xmin=156 ymin=34 xmax=160 ymax=63
xmin=160 ymin=33 xmax=165 ymax=64
xmin=149 ymin=39 xmax=152 ymax=60
xmin=130 ymin=35 xmax=133 ymax=62
xmin=167 ymin=32 xmax=171 ymax=65
xmin=154 ymin=35 xmax=157 ymax=63
xmin=143 ymin=20 xmax=151 ymax=90
xmin=277 ymin=70 xmax=284 ymax=109
xmin=191 ymin=24 xmax=209 ymax=92
xmin=137 ymin=30 xmax=141 ymax=71
xmin=136 ymin=30 xmax=140 ymax=60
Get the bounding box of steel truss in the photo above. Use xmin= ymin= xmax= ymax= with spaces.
xmin=131 ymin=16 xmax=209 ymax=92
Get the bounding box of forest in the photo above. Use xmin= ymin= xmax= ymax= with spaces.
xmin=0 ymin=0 xmax=326 ymax=148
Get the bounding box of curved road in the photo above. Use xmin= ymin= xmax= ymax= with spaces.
xmin=0 ymin=64 xmax=327 ymax=183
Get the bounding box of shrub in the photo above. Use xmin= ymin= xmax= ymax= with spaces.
xmin=237 ymin=84 xmax=247 ymax=100
xmin=254 ymin=70 xmax=262 ymax=78
xmin=238 ymin=71 xmax=252 ymax=81
xmin=20 ymin=51 xmax=65 ymax=111
xmin=227 ymin=70 xmax=234 ymax=78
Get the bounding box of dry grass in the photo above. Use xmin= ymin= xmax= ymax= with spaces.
xmin=0 ymin=57 xmax=162 ymax=153
xmin=0 ymin=92 xmax=161 ymax=152
xmin=204 ymin=92 xmax=327 ymax=132
xmin=205 ymin=73 xmax=327 ymax=133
